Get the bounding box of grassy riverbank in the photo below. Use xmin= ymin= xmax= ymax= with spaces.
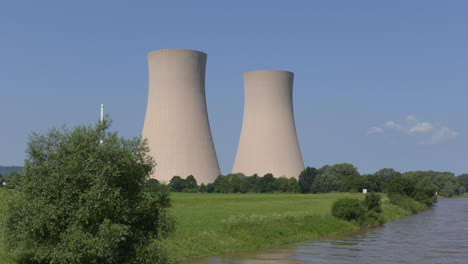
xmin=0 ymin=190 xmax=424 ymax=263
xmin=165 ymin=192 xmax=418 ymax=262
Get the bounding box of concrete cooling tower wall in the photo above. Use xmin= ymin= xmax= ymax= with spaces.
xmin=232 ymin=70 xmax=304 ymax=179
xmin=142 ymin=49 xmax=221 ymax=184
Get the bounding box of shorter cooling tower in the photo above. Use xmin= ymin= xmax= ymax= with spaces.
xmin=232 ymin=70 xmax=304 ymax=178
xmin=142 ymin=49 xmax=221 ymax=184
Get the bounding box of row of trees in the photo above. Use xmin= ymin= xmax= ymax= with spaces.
xmin=168 ymin=173 xmax=299 ymax=193
xmin=166 ymin=164 xmax=468 ymax=198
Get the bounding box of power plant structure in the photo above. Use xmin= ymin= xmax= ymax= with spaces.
xmin=142 ymin=49 xmax=221 ymax=184
xmin=232 ymin=70 xmax=304 ymax=179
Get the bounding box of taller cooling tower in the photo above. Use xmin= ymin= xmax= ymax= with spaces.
xmin=232 ymin=70 xmax=304 ymax=179
xmin=142 ymin=49 xmax=221 ymax=184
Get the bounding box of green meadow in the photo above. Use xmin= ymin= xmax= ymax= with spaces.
xmin=165 ymin=192 xmax=413 ymax=262
xmin=0 ymin=190 xmax=418 ymax=263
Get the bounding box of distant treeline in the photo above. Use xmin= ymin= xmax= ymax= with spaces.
xmin=159 ymin=163 xmax=468 ymax=198
xmin=0 ymin=166 xmax=22 ymax=177
xmin=4 ymin=163 xmax=467 ymax=200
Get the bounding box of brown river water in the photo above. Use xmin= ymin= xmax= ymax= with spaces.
xmin=191 ymin=197 xmax=468 ymax=264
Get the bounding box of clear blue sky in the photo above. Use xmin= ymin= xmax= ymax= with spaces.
xmin=1 ymin=0 xmax=467 ymax=175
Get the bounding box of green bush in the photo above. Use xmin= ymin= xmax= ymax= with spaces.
xmin=5 ymin=118 xmax=175 ymax=264
xmin=182 ymin=187 xmax=199 ymax=193
xmin=331 ymin=197 xmax=366 ymax=222
xmin=388 ymin=194 xmax=426 ymax=213
xmin=363 ymin=193 xmax=382 ymax=213
xmin=360 ymin=210 xmax=384 ymax=228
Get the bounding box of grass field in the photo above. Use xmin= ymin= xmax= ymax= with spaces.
xmin=165 ymin=192 xmax=414 ymax=262
xmin=0 ymin=190 xmax=418 ymax=263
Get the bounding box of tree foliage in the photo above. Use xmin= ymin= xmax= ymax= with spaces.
xmin=169 ymin=176 xmax=185 ymax=192
xmin=386 ymin=173 xmax=437 ymax=206
xmin=168 ymin=166 xmax=462 ymax=202
xmin=339 ymin=174 xmax=368 ymax=193
xmin=5 ymin=172 xmax=23 ymax=189
xmin=298 ymin=167 xmax=318 ymax=193
xmin=365 ymin=174 xmax=382 ymax=192
xmin=387 ymin=177 xmax=415 ymax=197
xmin=363 ymin=193 xmax=382 ymax=213
xmin=313 ymin=163 xmax=359 ymax=193
xmin=457 ymin=174 xmax=468 ymax=190
xmin=277 ymin=177 xmax=290 ymax=192
xmin=185 ymin=175 xmax=198 ymax=190
xmin=5 ymin=118 xmax=174 ymax=264
xmin=331 ymin=197 xmax=366 ymax=222
xmin=375 ymin=168 xmax=401 ymax=183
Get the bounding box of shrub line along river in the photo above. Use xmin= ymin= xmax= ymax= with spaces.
xmin=191 ymin=197 xmax=468 ymax=264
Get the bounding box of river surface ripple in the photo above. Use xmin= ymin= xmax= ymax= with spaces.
xmin=193 ymin=197 xmax=468 ymax=264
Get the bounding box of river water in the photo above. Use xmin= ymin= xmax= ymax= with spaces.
xmin=193 ymin=197 xmax=468 ymax=264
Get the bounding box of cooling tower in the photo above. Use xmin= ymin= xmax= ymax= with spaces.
xmin=232 ymin=70 xmax=304 ymax=179
xmin=142 ymin=49 xmax=221 ymax=184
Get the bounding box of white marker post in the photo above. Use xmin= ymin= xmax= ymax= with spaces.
xmin=100 ymin=104 xmax=104 ymax=144
xmin=100 ymin=104 xmax=104 ymax=123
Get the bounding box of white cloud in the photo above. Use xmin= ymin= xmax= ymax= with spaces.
xmin=384 ymin=121 xmax=405 ymax=131
xmin=368 ymin=115 xmax=459 ymax=145
xmin=405 ymin=115 xmax=416 ymax=123
xmin=368 ymin=126 xmax=384 ymax=135
xmin=409 ymin=122 xmax=433 ymax=134
xmin=428 ymin=127 xmax=459 ymax=145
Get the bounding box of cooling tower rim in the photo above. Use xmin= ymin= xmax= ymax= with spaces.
xmin=147 ymin=48 xmax=207 ymax=57
xmin=244 ymin=69 xmax=294 ymax=76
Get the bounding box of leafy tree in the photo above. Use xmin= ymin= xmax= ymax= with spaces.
xmin=240 ymin=174 xmax=258 ymax=193
xmin=313 ymin=163 xmax=359 ymax=193
xmin=387 ymin=177 xmax=415 ymax=197
xmin=288 ymin=177 xmax=299 ymax=192
xmin=144 ymin=178 xmax=161 ymax=193
xmin=185 ymin=175 xmax=198 ymax=189
xmin=212 ymin=175 xmax=227 ymax=193
xmin=277 ymin=177 xmax=290 ymax=192
xmin=318 ymin=165 xmax=330 ymax=175
xmin=298 ymin=167 xmax=318 ymax=193
xmin=257 ymin=173 xmax=278 ymax=193
xmin=429 ymin=172 xmax=457 ymax=193
xmin=363 ymin=193 xmax=382 ymax=213
xmin=169 ymin=176 xmax=185 ymax=192
xmin=5 ymin=172 xmax=22 ymax=189
xmin=199 ymin=183 xmax=207 ymax=193
xmin=412 ymin=176 xmax=437 ymax=205
xmin=375 ymin=168 xmax=401 ymax=190
xmin=442 ymin=181 xmax=456 ymax=197
xmin=387 ymin=173 xmax=437 ymax=206
xmin=365 ymin=174 xmax=382 ymax=192
xmin=339 ymin=175 xmax=368 ymax=192
xmin=212 ymin=174 xmax=241 ymax=193
xmin=226 ymin=174 xmax=241 ymax=193
xmin=457 ymin=174 xmax=468 ymax=190
xmin=458 ymin=186 xmax=466 ymax=195
xmin=5 ymin=118 xmax=174 ymax=264
xmin=206 ymin=183 xmax=215 ymax=193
